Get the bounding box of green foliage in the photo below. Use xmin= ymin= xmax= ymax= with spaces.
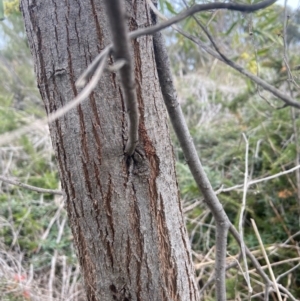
xmin=4 ymin=0 xmax=20 ymax=16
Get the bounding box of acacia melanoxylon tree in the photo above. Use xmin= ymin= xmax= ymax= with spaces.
xmin=19 ymin=0 xmax=286 ymax=300
xmin=20 ymin=0 xmax=198 ymax=300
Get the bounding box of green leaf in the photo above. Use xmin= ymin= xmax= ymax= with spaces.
xmin=165 ymin=1 xmax=177 ymax=15
xmin=256 ymin=47 xmax=270 ymax=56
xmin=224 ymin=20 xmax=239 ymax=36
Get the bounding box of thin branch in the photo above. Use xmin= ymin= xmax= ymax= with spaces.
xmin=264 ymin=284 xmax=270 ymax=301
xmin=284 ymin=230 xmax=300 ymax=244
xmin=228 ymin=224 xmax=299 ymax=300
xmin=229 ymin=223 xmax=269 ymax=283
xmin=277 ymin=284 xmax=298 ymax=301
xmin=132 ymin=0 xmax=277 ymax=40
xmin=218 ymin=164 xmax=300 ymax=193
xmin=239 ymin=134 xmax=252 ymax=294
xmin=149 ymin=3 xmax=300 ymax=301
xmin=251 ymin=219 xmax=283 ymax=301
xmin=103 ymin=0 xmax=139 ymax=156
xmin=248 ymin=256 xmax=300 ymax=272
xmin=76 ymin=45 xmax=113 ymax=87
xmin=152 ymin=24 xmax=229 ymax=301
xmin=276 ymin=262 xmax=300 ymax=282
xmin=172 ymin=23 xmax=299 ymax=110
xmin=0 ymin=175 xmax=63 ymax=195
xmin=198 ymin=259 xmax=240 ymax=295
xmin=194 ymin=254 xmax=237 ymax=269
xmin=49 ymin=250 xmax=57 ymax=301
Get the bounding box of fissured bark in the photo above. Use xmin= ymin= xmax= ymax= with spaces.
xmin=21 ymin=1 xmax=198 ymax=300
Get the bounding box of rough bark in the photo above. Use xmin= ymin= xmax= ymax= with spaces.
xmin=20 ymin=0 xmax=199 ymax=300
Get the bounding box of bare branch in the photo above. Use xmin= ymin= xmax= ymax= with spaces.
xmin=133 ymin=0 xmax=277 ymax=39
xmin=276 ymin=262 xmax=300 ymax=282
xmin=0 ymin=175 xmax=63 ymax=195
xmin=153 ymin=26 xmax=229 ymax=301
xmin=76 ymin=45 xmax=112 ymax=87
xmin=277 ymin=284 xmax=299 ymax=301
xmin=218 ymin=164 xmax=300 ymax=193
xmin=239 ymin=134 xmax=252 ymax=294
xmin=251 ymin=219 xmax=283 ymax=301
xmin=229 ymin=224 xmax=270 ymax=283
xmin=103 ymin=0 xmax=139 ymax=156
xmin=198 ymin=259 xmax=241 ymax=295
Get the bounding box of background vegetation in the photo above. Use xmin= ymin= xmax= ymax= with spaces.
xmin=0 ymin=0 xmax=299 ymax=300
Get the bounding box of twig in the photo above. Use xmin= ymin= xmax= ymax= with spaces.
xmin=183 ymin=198 xmax=203 ymax=213
xmin=251 ymin=286 xmax=273 ymax=300
xmin=291 ymin=106 xmax=300 ymax=219
xmin=36 ymin=201 xmax=64 ymax=252
xmin=133 ymin=0 xmax=277 ymax=40
xmin=264 ymin=283 xmax=270 ymax=301
xmin=61 ymin=255 xmax=67 ymax=300
xmin=218 ymin=164 xmax=300 ymax=193
xmin=0 ymin=175 xmax=63 ymax=195
xmin=276 ymin=263 xmax=300 ymax=283
xmin=41 ymin=202 xmax=64 ymax=241
xmin=75 ymin=45 xmax=113 ymax=87
xmin=194 ymin=255 xmax=237 ymax=269
xmin=277 ymin=284 xmax=298 ymax=301
xmin=229 ymin=228 xmax=300 ymax=300
xmin=239 ymin=134 xmax=252 ymax=294
xmin=229 ymin=224 xmax=269 ymax=283
xmin=251 ymin=219 xmax=283 ymax=301
xmin=198 ymin=256 xmax=241 ymax=295
xmin=56 ymin=217 xmax=67 ymax=244
xmin=284 ymin=230 xmax=300 ymax=244
xmin=248 ymin=256 xmax=300 ymax=272
xmin=103 ymin=0 xmax=139 ymax=156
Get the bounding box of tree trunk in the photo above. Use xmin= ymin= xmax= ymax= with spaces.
xmin=20 ymin=0 xmax=198 ymax=300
